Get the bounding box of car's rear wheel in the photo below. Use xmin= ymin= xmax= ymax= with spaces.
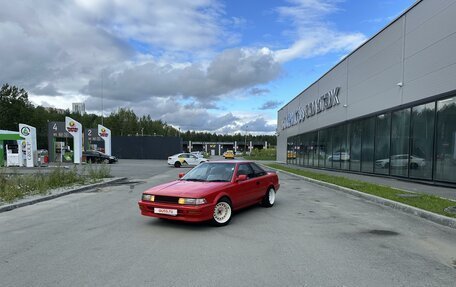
xmin=261 ymin=187 xmax=275 ymax=207
xmin=174 ymin=161 xmax=181 ymax=168
xmin=211 ymin=198 xmax=232 ymax=226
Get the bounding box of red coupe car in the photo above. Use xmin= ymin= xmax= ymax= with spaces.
xmin=138 ymin=161 xmax=280 ymax=226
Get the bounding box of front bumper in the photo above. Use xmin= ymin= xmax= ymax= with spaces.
xmin=138 ymin=201 xmax=214 ymax=222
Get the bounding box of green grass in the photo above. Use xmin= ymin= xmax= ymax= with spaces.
xmin=243 ymin=148 xmax=276 ymax=160
xmin=265 ymin=163 xmax=456 ymax=218
xmin=0 ymin=164 xmax=111 ymax=204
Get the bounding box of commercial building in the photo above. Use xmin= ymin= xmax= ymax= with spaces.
xmin=277 ymin=0 xmax=456 ymax=185
xmin=72 ymin=103 xmax=86 ymax=114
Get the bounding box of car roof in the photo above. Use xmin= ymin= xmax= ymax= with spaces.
xmin=205 ymin=160 xmax=253 ymax=164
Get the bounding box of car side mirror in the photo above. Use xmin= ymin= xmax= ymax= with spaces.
xmin=236 ymin=174 xmax=248 ymax=182
xmin=178 ymin=173 xmax=185 ymax=178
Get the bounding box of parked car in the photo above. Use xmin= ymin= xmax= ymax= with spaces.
xmin=287 ymin=151 xmax=297 ymax=159
xmin=375 ymin=154 xmax=426 ymax=169
xmin=83 ymin=150 xmax=118 ymax=164
xmin=168 ymin=153 xmax=208 ymax=168
xmin=138 ymin=161 xmax=280 ymax=226
xmin=223 ymin=150 xmax=235 ymax=159
xmin=327 ymin=151 xmax=350 ymax=161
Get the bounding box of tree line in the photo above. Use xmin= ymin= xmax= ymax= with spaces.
xmin=0 ymin=84 xmax=276 ymax=148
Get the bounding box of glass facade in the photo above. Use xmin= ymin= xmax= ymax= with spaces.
xmin=286 ymin=95 xmax=456 ymax=184
xmin=435 ymin=97 xmax=456 ymax=182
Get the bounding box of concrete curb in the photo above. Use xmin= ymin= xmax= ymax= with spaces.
xmin=263 ymin=165 xmax=456 ymax=230
xmin=0 ymin=177 xmax=127 ymax=213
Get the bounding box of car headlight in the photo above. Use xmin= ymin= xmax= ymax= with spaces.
xmin=178 ymin=198 xmax=207 ymax=205
xmin=142 ymin=194 xmax=155 ymax=202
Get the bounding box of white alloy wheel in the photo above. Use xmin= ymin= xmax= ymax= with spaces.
xmin=268 ymin=188 xmax=276 ymax=205
xmin=212 ymin=201 xmax=232 ymax=225
xmin=261 ymin=188 xmax=275 ymax=207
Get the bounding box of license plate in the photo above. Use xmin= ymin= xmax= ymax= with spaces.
xmin=154 ymin=208 xmax=177 ymax=216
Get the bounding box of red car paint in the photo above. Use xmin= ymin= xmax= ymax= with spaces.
xmin=138 ymin=161 xmax=280 ymax=223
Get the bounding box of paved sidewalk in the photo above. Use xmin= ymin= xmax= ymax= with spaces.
xmin=267 ymin=162 xmax=456 ymax=201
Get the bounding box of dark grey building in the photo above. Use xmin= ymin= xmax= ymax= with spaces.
xmin=277 ymin=0 xmax=456 ymax=185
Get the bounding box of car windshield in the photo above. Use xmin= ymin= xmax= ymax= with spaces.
xmin=181 ymin=162 xmax=236 ymax=182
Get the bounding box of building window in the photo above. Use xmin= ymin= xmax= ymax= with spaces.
xmin=340 ymin=124 xmax=350 ymax=170
xmin=410 ymin=103 xmax=435 ymax=180
xmin=326 ymin=127 xmax=335 ymax=168
xmin=374 ymin=113 xmax=391 ymax=175
xmin=435 ymin=97 xmax=456 ymax=183
xmin=310 ymin=131 xmax=318 ymax=167
xmin=349 ymin=121 xmax=362 ymax=172
xmin=285 ymin=95 xmax=456 ymax=184
xmin=299 ymin=134 xmax=306 ymax=166
xmin=361 ymin=117 xmax=375 ymax=173
xmin=318 ymin=129 xmax=328 ymax=168
xmin=390 ymin=108 xmax=411 ymax=177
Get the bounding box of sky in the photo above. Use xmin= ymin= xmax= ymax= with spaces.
xmin=0 ymin=0 xmax=416 ymax=134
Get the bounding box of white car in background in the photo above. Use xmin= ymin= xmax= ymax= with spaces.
xmin=375 ymin=154 xmax=426 ymax=169
xmin=168 ymin=153 xmax=208 ymax=168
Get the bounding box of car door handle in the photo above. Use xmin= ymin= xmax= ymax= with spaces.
xmin=256 ymin=181 xmax=261 ymax=185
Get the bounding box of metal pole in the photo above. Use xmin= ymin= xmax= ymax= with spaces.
xmin=101 ymin=71 xmax=104 ymax=125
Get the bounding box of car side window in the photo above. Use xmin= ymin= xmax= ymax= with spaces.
xmin=237 ymin=164 xmax=254 ymax=179
xmin=250 ymin=163 xmax=267 ymax=177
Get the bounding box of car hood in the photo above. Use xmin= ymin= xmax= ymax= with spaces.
xmin=143 ymin=180 xmax=230 ymax=197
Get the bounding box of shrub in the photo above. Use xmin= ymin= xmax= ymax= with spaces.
xmin=243 ymin=148 xmax=276 ymax=160
xmin=0 ymin=164 xmax=111 ymax=204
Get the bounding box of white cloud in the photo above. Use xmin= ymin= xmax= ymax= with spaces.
xmin=75 ymin=0 xmax=228 ymax=51
xmin=259 ymin=100 xmax=283 ymax=110
xmin=274 ymin=0 xmax=367 ymax=63
xmin=81 ymin=48 xmax=282 ymax=104
xmin=1 ymin=0 xmax=369 ymax=134
xmin=275 ymin=28 xmax=366 ymax=62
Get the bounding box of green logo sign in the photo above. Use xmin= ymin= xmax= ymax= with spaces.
xmin=21 ymin=127 xmax=31 ymax=136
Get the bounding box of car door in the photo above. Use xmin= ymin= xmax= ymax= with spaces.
xmin=188 ymin=155 xmax=199 ymax=165
xmin=234 ymin=163 xmax=258 ymax=208
xmin=249 ymin=163 xmax=269 ymax=202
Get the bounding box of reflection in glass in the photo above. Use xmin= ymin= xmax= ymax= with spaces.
xmin=301 ymin=134 xmax=307 ymax=166
xmin=340 ymin=124 xmax=350 ymax=170
xmin=318 ymin=129 xmax=328 ymax=167
xmin=331 ymin=126 xmax=342 ymax=169
xmin=350 ymin=121 xmax=362 ymax=171
xmin=298 ymin=135 xmax=304 ymax=166
xmin=310 ymin=132 xmax=318 ymax=167
xmin=361 ymin=117 xmax=375 ymax=173
xmin=390 ymin=108 xmax=411 ymax=177
xmin=287 ymin=137 xmax=293 ymax=164
xmin=374 ymin=113 xmax=391 ymax=175
xmin=435 ymin=97 xmax=456 ymax=183
xmin=410 ymin=103 xmax=434 ymax=179
xmin=324 ymin=127 xmax=334 ymax=168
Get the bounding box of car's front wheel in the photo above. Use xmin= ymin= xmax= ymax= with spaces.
xmin=174 ymin=161 xmax=181 ymax=168
xmin=211 ymin=198 xmax=232 ymax=227
xmin=261 ymin=187 xmax=276 ymax=207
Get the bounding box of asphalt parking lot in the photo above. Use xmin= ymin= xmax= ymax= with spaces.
xmin=1 ymin=159 xmax=455 ymax=287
